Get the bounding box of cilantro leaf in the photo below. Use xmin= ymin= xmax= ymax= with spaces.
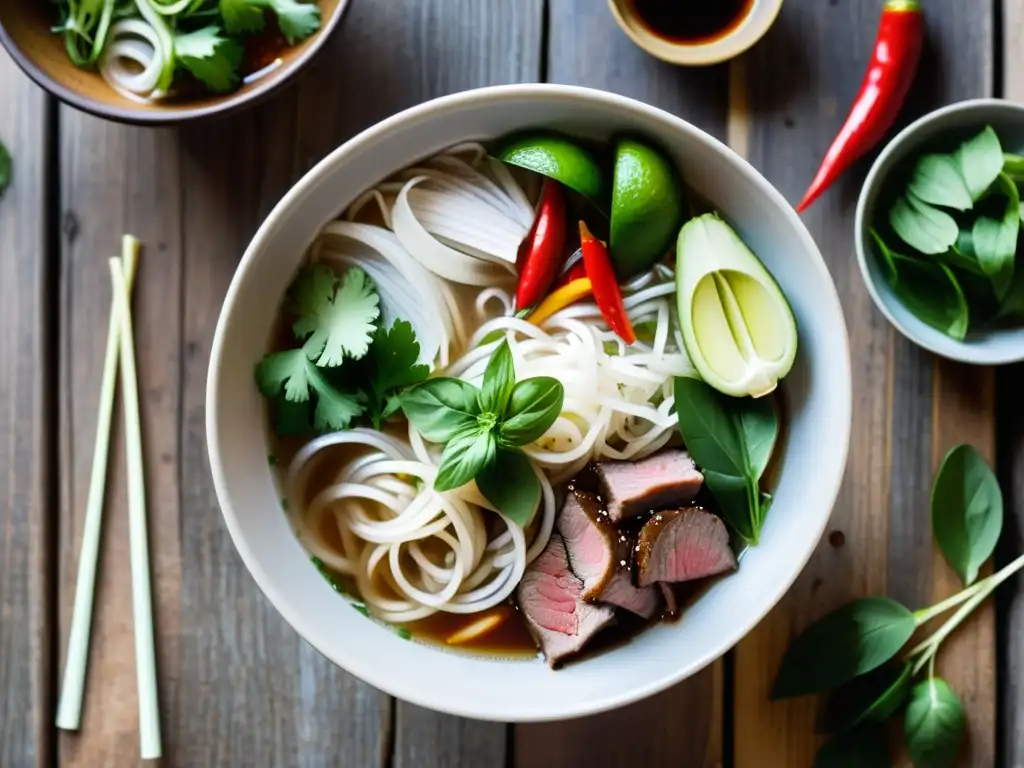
xmin=0 ymin=139 xmax=10 ymax=198
xmin=265 ymin=0 xmax=321 ymax=44
xmin=219 ymin=0 xmax=266 ymax=34
xmin=174 ymin=26 xmax=243 ymax=93
xmin=363 ymin=319 xmax=430 ymax=427
xmin=290 ymin=264 xmax=380 ymax=367
xmin=256 ymin=348 xmax=364 ymax=433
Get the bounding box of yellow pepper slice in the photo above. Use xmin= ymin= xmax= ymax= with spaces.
xmin=527 ymin=278 xmax=593 ymax=327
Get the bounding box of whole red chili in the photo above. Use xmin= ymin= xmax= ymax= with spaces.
xmin=796 ymin=0 xmax=924 ymax=212
xmin=554 ymin=256 xmax=587 ymax=289
xmin=515 ymin=180 xmax=568 ymax=310
xmin=578 ymin=221 xmax=635 ymax=344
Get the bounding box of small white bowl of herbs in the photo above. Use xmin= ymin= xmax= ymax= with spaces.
xmin=856 ymin=98 xmax=1024 ymax=364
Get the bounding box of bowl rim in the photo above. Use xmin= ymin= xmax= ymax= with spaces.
xmin=854 ymin=97 xmax=1024 ymax=366
xmin=0 ymin=0 xmax=352 ymax=126
xmin=206 ymin=82 xmax=853 ymax=721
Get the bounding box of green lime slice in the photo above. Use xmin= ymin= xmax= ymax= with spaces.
xmin=609 ymin=137 xmax=684 ymax=279
xmin=676 ymin=213 xmax=797 ymax=398
xmin=495 ymin=133 xmax=606 ymax=203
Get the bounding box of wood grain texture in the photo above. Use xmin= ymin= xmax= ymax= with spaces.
xmin=1000 ymin=5 xmax=1024 ymax=766
xmin=514 ymin=4 xmax=727 ymax=767
xmin=57 ymin=115 xmax=183 ymax=767
xmin=732 ymin=1 xmax=994 ymax=766
xmin=0 ymin=50 xmax=55 ymax=768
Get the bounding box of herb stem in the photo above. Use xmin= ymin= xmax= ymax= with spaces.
xmin=913 ymin=582 xmax=984 ymax=626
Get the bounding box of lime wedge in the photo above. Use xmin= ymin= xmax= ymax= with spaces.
xmin=610 ymin=138 xmax=684 ymax=278
xmin=676 ymin=214 xmax=797 ymax=398
xmin=495 ymin=133 xmax=606 ymax=203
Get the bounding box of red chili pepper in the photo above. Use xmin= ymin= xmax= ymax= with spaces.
xmin=555 ymin=257 xmax=587 ymax=289
xmin=578 ymin=221 xmax=635 ymax=344
xmin=796 ymin=0 xmax=924 ymax=213
xmin=515 ymin=180 xmax=568 ymax=309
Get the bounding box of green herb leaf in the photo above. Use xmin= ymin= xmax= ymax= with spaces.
xmin=476 ymin=448 xmax=541 ymax=527
xmin=955 ymin=125 xmax=1004 ymax=201
xmin=363 ymin=319 xmax=430 ymax=428
xmin=480 ymin=340 xmax=516 ymax=416
xmin=290 ymin=264 xmax=381 ymax=366
xmin=971 ymin=173 xmax=1019 ymax=300
xmin=1004 ymin=152 xmax=1024 ymax=181
xmin=890 ymin=194 xmax=959 ymax=255
xmin=401 ymin=378 xmax=481 ymax=442
xmin=174 ymin=26 xmax=244 ymax=93
xmin=814 ymin=723 xmax=891 ymax=768
xmin=931 ymin=444 xmax=1002 ymax=587
xmin=498 ymin=377 xmax=564 ymax=446
xmin=673 ymin=377 xmax=777 ymax=546
xmin=0 ymin=139 xmax=11 ymax=198
xmin=819 ymin=662 xmax=913 ymax=734
xmin=219 ymin=0 xmax=265 ymax=33
xmin=904 ymin=678 xmax=965 ymax=768
xmin=434 ymin=428 xmax=497 ymax=492
xmin=870 ymin=228 xmax=898 ymax=283
xmin=908 ymin=154 xmax=973 ymax=211
xmin=888 ymin=254 xmax=969 ymax=340
xmin=256 ymin=349 xmax=364 ymax=433
xmin=311 ymin=555 xmax=347 ymax=594
xmin=272 ymin=397 xmax=312 ymax=437
xmin=264 ymin=0 xmax=321 ymax=44
xmin=771 ymin=597 xmax=915 ymax=699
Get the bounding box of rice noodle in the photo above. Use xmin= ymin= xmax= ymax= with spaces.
xmin=286 ymin=429 xmax=553 ymax=622
xmin=99 ymin=16 xmax=169 ymax=103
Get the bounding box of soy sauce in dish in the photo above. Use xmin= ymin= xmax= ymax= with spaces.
xmin=628 ymin=0 xmax=755 ymax=45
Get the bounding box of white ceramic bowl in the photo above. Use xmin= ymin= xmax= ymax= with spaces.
xmin=206 ymin=84 xmax=852 ymax=721
xmin=855 ymin=98 xmax=1024 ymax=365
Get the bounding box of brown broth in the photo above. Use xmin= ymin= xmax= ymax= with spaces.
xmin=629 ymin=0 xmax=755 ymax=45
xmin=403 ymin=606 xmax=539 ymax=659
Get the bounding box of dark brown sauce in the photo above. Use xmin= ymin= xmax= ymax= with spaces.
xmin=629 ymin=0 xmax=755 ymax=45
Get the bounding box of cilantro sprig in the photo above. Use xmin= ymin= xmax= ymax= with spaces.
xmin=255 ymin=263 xmax=429 ymax=437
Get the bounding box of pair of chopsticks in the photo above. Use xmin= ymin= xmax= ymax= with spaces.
xmin=55 ymin=236 xmax=161 ymax=760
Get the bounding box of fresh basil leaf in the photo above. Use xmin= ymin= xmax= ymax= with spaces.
xmin=890 ymin=194 xmax=959 ymax=255
xmin=904 ymin=678 xmax=964 ymax=768
xmin=476 ymin=448 xmax=540 ymax=527
xmin=814 ymin=723 xmax=891 ymax=768
xmin=771 ymin=597 xmax=915 ymax=699
xmin=434 ymin=428 xmax=497 ymax=492
xmin=480 ymin=340 xmax=516 ymax=416
xmin=739 ymin=396 xmax=778 ymax=481
xmin=931 ymin=444 xmax=1002 ymax=587
xmin=908 ymin=154 xmax=972 ymax=211
xmin=401 ymin=378 xmax=481 ymax=442
xmin=673 ymin=377 xmax=749 ymax=477
xmin=999 ymin=263 xmax=1024 ymax=318
xmin=955 ymin=125 xmax=1004 ymax=201
xmin=889 ymin=254 xmax=969 ymax=340
xmin=870 ymin=228 xmax=899 ymax=283
xmin=499 ymin=377 xmax=564 ymax=446
xmin=702 ymin=470 xmax=758 ymax=546
xmin=819 ymin=662 xmax=912 ymax=734
xmin=971 ymin=172 xmax=1019 ymax=300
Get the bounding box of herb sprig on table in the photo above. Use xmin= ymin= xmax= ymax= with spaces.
xmin=772 ymin=444 xmax=1022 ymax=767
xmin=871 ymin=125 xmax=1024 ymax=339
xmin=0 ymin=138 xmax=10 ymax=199
xmin=401 ymin=340 xmax=563 ymax=526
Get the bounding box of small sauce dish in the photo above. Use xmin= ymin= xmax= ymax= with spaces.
xmin=608 ymin=0 xmax=784 ymax=66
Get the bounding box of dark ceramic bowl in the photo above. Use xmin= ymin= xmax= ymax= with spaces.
xmin=0 ymin=0 xmax=350 ymax=125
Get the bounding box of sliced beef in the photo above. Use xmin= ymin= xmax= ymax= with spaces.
xmin=636 ymin=507 xmax=737 ymax=587
xmin=557 ymin=490 xmax=661 ymax=619
xmin=659 ymin=583 xmax=679 ymax=620
xmin=595 ymin=449 xmax=704 ymax=523
xmin=517 ymin=533 xmax=616 ymax=667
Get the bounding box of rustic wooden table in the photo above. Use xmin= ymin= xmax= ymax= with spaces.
xmin=2 ymin=0 xmax=1023 ymax=766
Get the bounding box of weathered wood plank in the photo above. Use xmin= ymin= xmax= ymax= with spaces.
xmin=513 ymin=4 xmax=728 ymax=767
xmin=1000 ymin=4 xmax=1024 ymax=764
xmin=57 ymin=115 xmax=183 ymax=766
xmin=0 ymin=51 xmax=56 ymax=768
xmin=733 ymin=2 xmax=994 ymax=766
